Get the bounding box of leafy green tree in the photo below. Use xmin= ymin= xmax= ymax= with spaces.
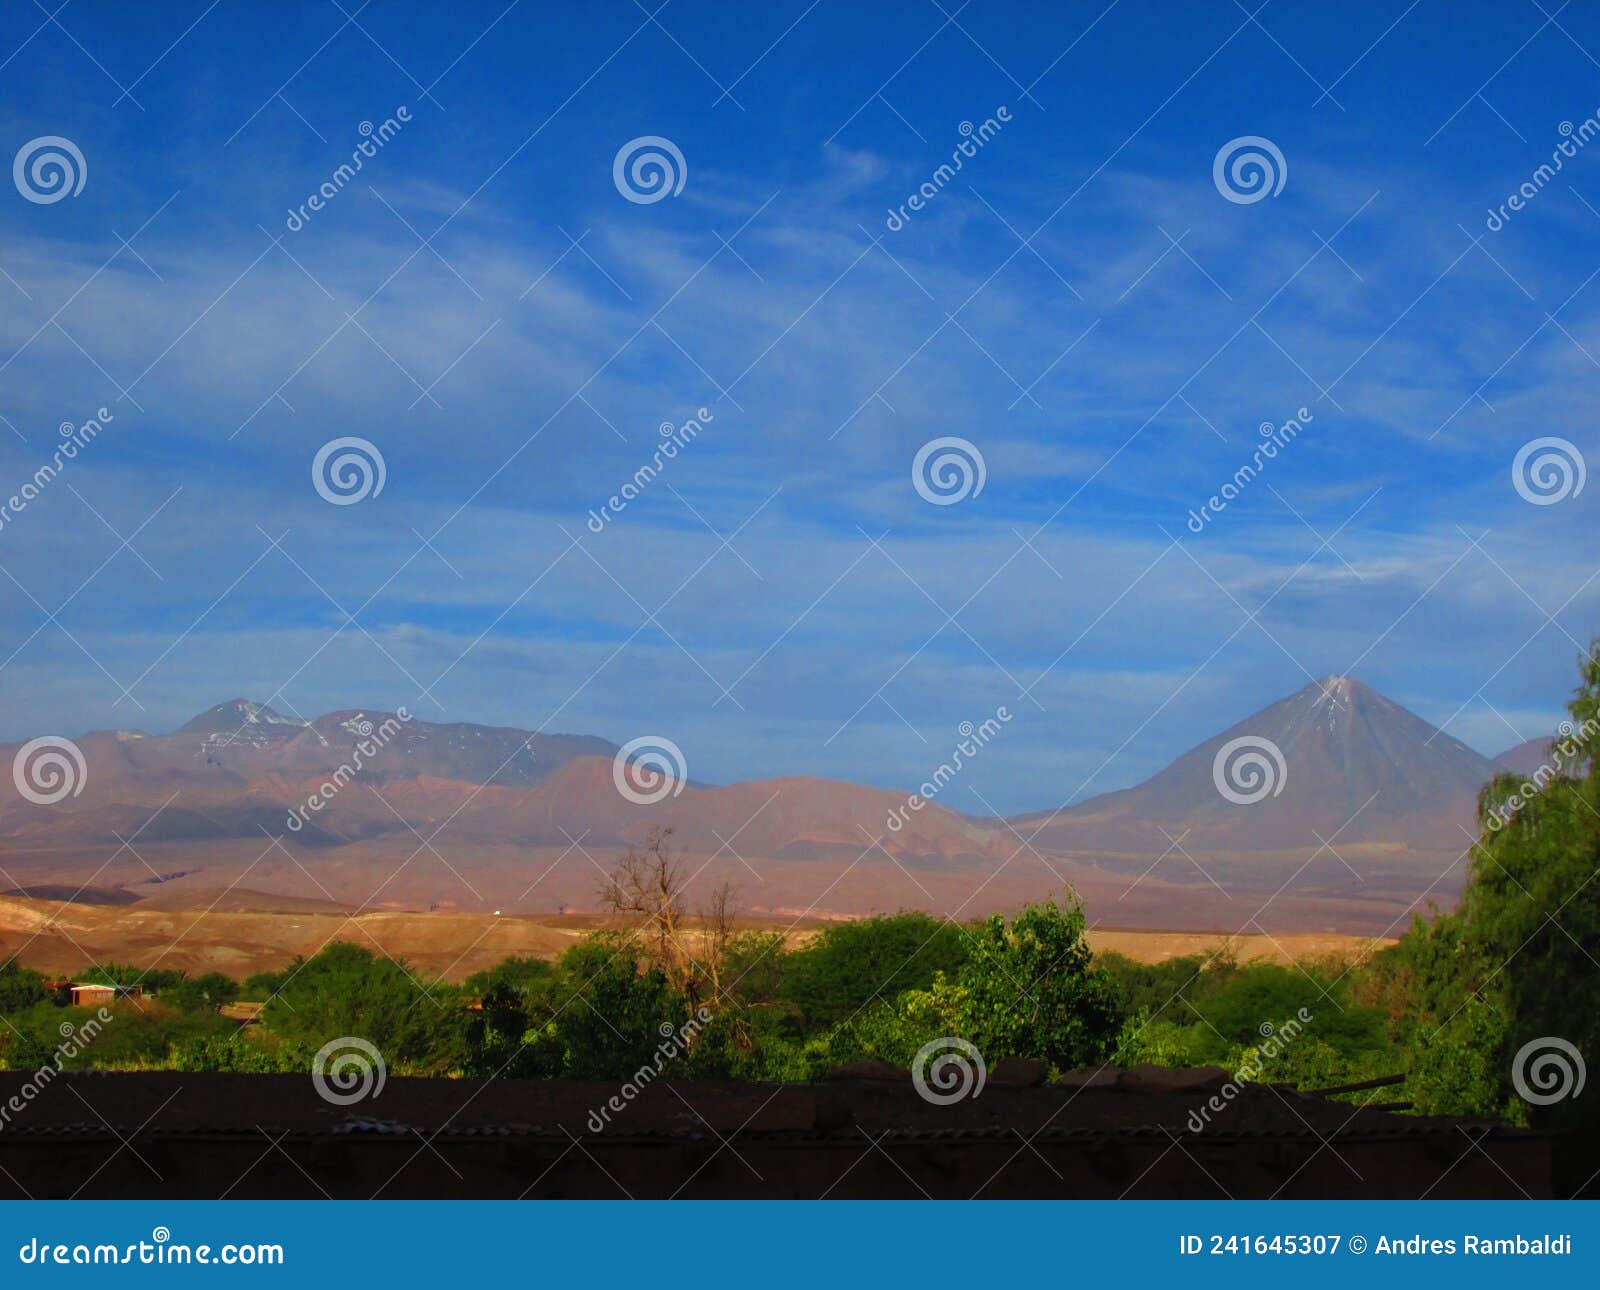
xmin=0 ymin=958 xmax=47 ymax=1013
xmin=721 ymin=932 xmax=789 ymax=1006
xmin=261 ymin=942 xmax=466 ymax=1074
xmin=1359 ymin=909 xmax=1509 ymax=1115
xmin=1097 ymin=950 xmax=1215 ymax=1019
xmin=780 ymin=912 xmax=971 ymax=1027
xmin=0 ymin=1010 xmax=55 ymax=1070
xmin=1372 ymin=644 xmax=1600 ymax=1159
xmin=463 ymin=955 xmax=556 ymax=1001
xmin=1398 ymin=996 xmax=1512 ymax=1119
xmin=1106 ymin=945 xmax=1397 ymax=1095
xmin=956 ymin=896 xmax=1122 ymax=1070
xmin=1191 ymin=962 xmax=1385 ymax=1055
xmin=801 ymin=977 xmax=968 ymax=1074
xmin=241 ymin=970 xmax=288 ymax=999
xmin=519 ymin=937 xmax=686 ymax=1079
xmin=464 ymin=982 xmax=536 ymax=1077
xmin=1 ymin=999 xmax=234 ymax=1071
xmin=1452 ymin=647 xmax=1600 ymax=1140
xmin=162 ymin=972 xmax=241 ymax=1013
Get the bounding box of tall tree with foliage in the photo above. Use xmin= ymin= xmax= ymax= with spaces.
xmin=1460 ymin=646 xmax=1600 ymax=1136
xmin=0 ymin=958 xmax=46 ymax=1014
xmin=1387 ymin=643 xmax=1600 ymax=1156
xmin=262 ymin=942 xmax=466 ymax=1074
xmin=780 ymin=912 xmax=971 ymax=1027
xmin=956 ymin=895 xmax=1122 ymax=1070
xmin=517 ymin=937 xmax=686 ymax=1079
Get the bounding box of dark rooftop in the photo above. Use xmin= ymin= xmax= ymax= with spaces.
xmin=0 ymin=1069 xmax=1548 ymax=1199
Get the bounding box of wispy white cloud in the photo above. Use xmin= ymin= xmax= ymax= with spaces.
xmin=2 ymin=31 xmax=1597 ymax=813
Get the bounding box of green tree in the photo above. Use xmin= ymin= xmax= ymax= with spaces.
xmin=956 ymin=896 xmax=1122 ymax=1070
xmin=241 ymin=970 xmax=288 ymax=999
xmin=464 ymin=982 xmax=535 ymax=1077
xmin=721 ymin=931 xmax=789 ymax=1007
xmin=1454 ymin=648 xmax=1600 ymax=1136
xmin=260 ymin=942 xmax=466 ymax=1074
xmin=801 ymin=976 xmax=968 ymax=1074
xmin=1097 ymin=950 xmax=1216 ymax=1019
xmin=162 ymin=972 xmax=241 ymax=1013
xmin=0 ymin=999 xmax=234 ymax=1071
xmin=519 ymin=937 xmax=686 ymax=1079
xmin=1376 ymin=643 xmax=1600 ymax=1159
xmin=0 ymin=958 xmax=47 ymax=1013
xmin=463 ymin=955 xmax=556 ymax=1001
xmin=780 ymin=912 xmax=971 ymax=1027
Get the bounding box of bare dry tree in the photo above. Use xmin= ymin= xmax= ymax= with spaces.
xmin=597 ymin=827 xmax=739 ymax=1015
xmin=699 ymin=879 xmax=737 ymax=1006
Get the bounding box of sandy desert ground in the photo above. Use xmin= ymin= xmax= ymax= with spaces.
xmin=0 ymin=889 xmax=1396 ymax=983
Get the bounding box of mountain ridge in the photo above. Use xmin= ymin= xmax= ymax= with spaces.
xmin=0 ymin=682 xmax=1563 ymax=927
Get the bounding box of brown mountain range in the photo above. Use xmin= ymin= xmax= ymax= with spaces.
xmin=0 ymin=680 xmax=1559 ymax=933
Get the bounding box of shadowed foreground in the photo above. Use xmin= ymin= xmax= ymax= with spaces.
xmin=0 ymin=1070 xmax=1548 ymax=1199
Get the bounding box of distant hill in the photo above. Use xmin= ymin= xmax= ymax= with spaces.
xmin=125 ymin=886 xmax=353 ymax=915
xmin=0 ymin=885 xmax=141 ymax=906
xmin=1494 ymin=733 xmax=1592 ymax=780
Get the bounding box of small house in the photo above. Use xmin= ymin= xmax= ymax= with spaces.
xmin=53 ymin=982 xmax=143 ymax=1007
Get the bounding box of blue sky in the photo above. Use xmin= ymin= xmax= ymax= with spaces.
xmin=0 ymin=0 xmax=1597 ymax=813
